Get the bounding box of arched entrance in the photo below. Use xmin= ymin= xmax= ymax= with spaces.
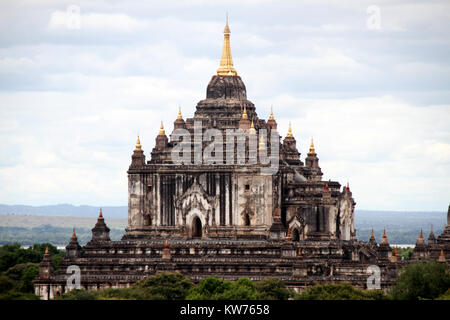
xmin=291 ymin=228 xmax=300 ymax=241
xmin=192 ymin=216 xmax=202 ymax=238
xmin=243 ymin=214 xmax=250 ymax=226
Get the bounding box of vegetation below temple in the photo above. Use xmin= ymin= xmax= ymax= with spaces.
xmin=0 ymin=243 xmax=449 ymax=300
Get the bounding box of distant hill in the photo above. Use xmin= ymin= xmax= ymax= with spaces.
xmin=0 ymin=205 xmax=447 ymax=245
xmin=0 ymin=204 xmax=127 ymax=218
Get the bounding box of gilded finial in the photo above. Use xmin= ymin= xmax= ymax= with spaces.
xmin=249 ymin=120 xmax=256 ymax=134
xmin=159 ymin=121 xmax=165 ymax=135
xmin=242 ymin=106 xmax=248 ymax=120
xmin=286 ymin=122 xmax=293 ymax=137
xmin=135 ymin=136 xmax=142 ymax=150
xmin=72 ymin=227 xmax=76 ymax=238
xmin=164 ymin=238 xmax=169 ymax=249
xmin=99 ymin=208 xmax=103 ymax=218
xmin=177 ymin=107 xmax=183 ymax=120
xmin=309 ymin=138 xmax=315 ymax=153
xmin=269 ymin=106 xmax=274 ymax=121
xmin=259 ymin=134 xmax=266 ymax=150
xmin=217 ymin=15 xmax=238 ymax=76
xmin=370 ymin=229 xmax=375 ymax=240
xmin=45 ymin=245 xmax=49 ymax=255
xmin=420 ymin=229 xmax=423 ymax=240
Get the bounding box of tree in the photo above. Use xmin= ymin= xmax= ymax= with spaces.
xmin=134 ymin=272 xmax=193 ymax=300
xmin=295 ymin=283 xmax=386 ymax=300
xmin=187 ymin=277 xmax=232 ymax=300
xmin=217 ymin=278 xmax=260 ymax=300
xmin=390 ymin=261 xmax=450 ymax=300
xmin=256 ymin=278 xmax=293 ymax=300
xmin=57 ymin=289 xmax=98 ymax=300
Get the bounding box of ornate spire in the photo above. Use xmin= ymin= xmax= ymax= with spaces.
xmin=177 ymin=107 xmax=183 ymax=120
xmin=259 ymin=134 xmax=266 ymax=150
xmin=72 ymin=227 xmax=77 ymax=238
xmin=242 ymin=105 xmax=248 ymax=120
xmin=370 ymin=229 xmax=375 ymax=240
xmin=249 ymin=120 xmax=256 ymax=134
xmin=346 ymin=182 xmax=350 ymax=192
xmin=381 ymin=229 xmax=388 ymax=244
xmin=99 ymin=208 xmax=103 ymax=218
xmin=309 ymin=138 xmax=315 ymax=153
xmin=438 ymin=248 xmax=446 ymax=262
xmin=159 ymin=121 xmax=165 ymax=135
xmin=135 ymin=136 xmax=142 ymax=151
xmin=45 ymin=245 xmax=49 ymax=255
xmin=286 ymin=122 xmax=293 ymax=137
xmin=269 ymin=106 xmax=274 ymax=121
xmin=217 ymin=15 xmax=238 ymax=76
xmin=164 ymin=238 xmax=169 ymax=249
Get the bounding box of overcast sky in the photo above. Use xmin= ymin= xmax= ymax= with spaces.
xmin=0 ymin=0 xmax=449 ymax=211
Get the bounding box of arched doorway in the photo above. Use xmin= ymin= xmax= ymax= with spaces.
xmin=243 ymin=214 xmax=250 ymax=226
xmin=192 ymin=216 xmax=202 ymax=238
xmin=291 ymin=228 xmax=300 ymax=241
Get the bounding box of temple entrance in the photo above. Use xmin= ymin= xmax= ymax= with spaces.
xmin=292 ymin=228 xmax=300 ymax=241
xmin=192 ymin=216 xmax=202 ymax=238
xmin=244 ymin=214 xmax=250 ymax=226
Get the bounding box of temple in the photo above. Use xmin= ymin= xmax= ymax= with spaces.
xmin=34 ymin=20 xmax=449 ymax=300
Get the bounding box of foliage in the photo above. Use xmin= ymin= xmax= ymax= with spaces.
xmin=4 ymin=262 xmax=39 ymax=293
xmin=186 ymin=277 xmax=232 ymax=300
xmin=217 ymin=278 xmax=260 ymax=300
xmin=256 ymin=278 xmax=293 ymax=300
xmin=397 ymin=247 xmax=414 ymax=260
xmin=295 ymin=283 xmax=387 ymax=300
xmin=390 ymin=261 xmax=450 ymax=300
xmin=436 ymin=288 xmax=450 ymax=300
xmin=57 ymin=289 xmax=98 ymax=300
xmin=0 ymin=242 xmax=62 ymax=272
xmin=134 ymin=272 xmax=193 ymax=300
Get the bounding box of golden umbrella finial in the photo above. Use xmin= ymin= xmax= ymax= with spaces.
xmin=309 ymin=137 xmax=315 ymax=153
xmin=249 ymin=120 xmax=256 ymax=134
xmin=45 ymin=245 xmax=49 ymax=255
xmin=159 ymin=121 xmax=165 ymax=135
xmin=136 ymin=136 xmax=142 ymax=150
xmin=217 ymin=14 xmax=238 ymax=76
xmin=242 ymin=106 xmax=248 ymax=120
xmin=286 ymin=122 xmax=293 ymax=137
xmin=177 ymin=107 xmax=183 ymax=120
xmin=72 ymin=227 xmax=76 ymax=238
xmin=269 ymin=106 xmax=274 ymax=121
xmin=99 ymin=208 xmax=103 ymax=218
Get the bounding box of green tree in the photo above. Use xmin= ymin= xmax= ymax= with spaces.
xmin=217 ymin=278 xmax=260 ymax=300
xmin=0 ymin=275 xmax=14 ymax=294
xmin=134 ymin=272 xmax=193 ymax=300
xmin=256 ymin=278 xmax=293 ymax=300
xmin=57 ymin=289 xmax=98 ymax=300
xmin=187 ymin=277 xmax=232 ymax=300
xmin=295 ymin=283 xmax=386 ymax=300
xmin=390 ymin=261 xmax=450 ymax=300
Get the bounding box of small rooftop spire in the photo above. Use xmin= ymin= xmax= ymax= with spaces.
xmin=177 ymin=107 xmax=183 ymax=120
xmin=242 ymin=105 xmax=248 ymax=120
xmin=269 ymin=106 xmax=274 ymax=121
xmin=135 ymin=136 xmax=142 ymax=150
xmin=346 ymin=182 xmax=350 ymax=192
xmin=309 ymin=138 xmax=315 ymax=153
xmin=99 ymin=208 xmax=103 ymax=218
xmin=420 ymin=229 xmax=424 ymax=241
xmin=259 ymin=134 xmax=266 ymax=150
xmin=249 ymin=120 xmax=256 ymax=134
xmin=286 ymin=122 xmax=293 ymax=137
xmin=45 ymin=245 xmax=49 ymax=255
xmin=164 ymin=238 xmax=169 ymax=249
xmin=72 ymin=227 xmax=76 ymax=238
xmin=217 ymin=15 xmax=238 ymax=76
xmin=159 ymin=121 xmax=165 ymax=135
xmin=370 ymin=229 xmax=375 ymax=240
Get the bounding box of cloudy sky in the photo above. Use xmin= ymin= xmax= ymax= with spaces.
xmin=0 ymin=0 xmax=449 ymax=211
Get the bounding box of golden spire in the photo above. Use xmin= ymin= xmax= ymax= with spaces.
xmin=159 ymin=121 xmax=165 ymax=135
xmin=99 ymin=208 xmax=103 ymax=218
xmin=269 ymin=106 xmax=274 ymax=121
xmin=259 ymin=134 xmax=266 ymax=150
xmin=72 ymin=227 xmax=76 ymax=238
xmin=242 ymin=105 xmax=248 ymax=120
xmin=309 ymin=138 xmax=315 ymax=153
xmin=45 ymin=245 xmax=49 ymax=255
xmin=370 ymin=229 xmax=375 ymax=240
xmin=217 ymin=15 xmax=238 ymax=76
xmin=177 ymin=107 xmax=183 ymax=120
xmin=164 ymin=238 xmax=169 ymax=249
xmin=249 ymin=120 xmax=256 ymax=134
xmin=286 ymin=122 xmax=293 ymax=137
xmin=135 ymin=136 xmax=142 ymax=150
xmin=419 ymin=229 xmax=424 ymax=241
xmin=440 ymin=248 xmax=445 ymax=257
